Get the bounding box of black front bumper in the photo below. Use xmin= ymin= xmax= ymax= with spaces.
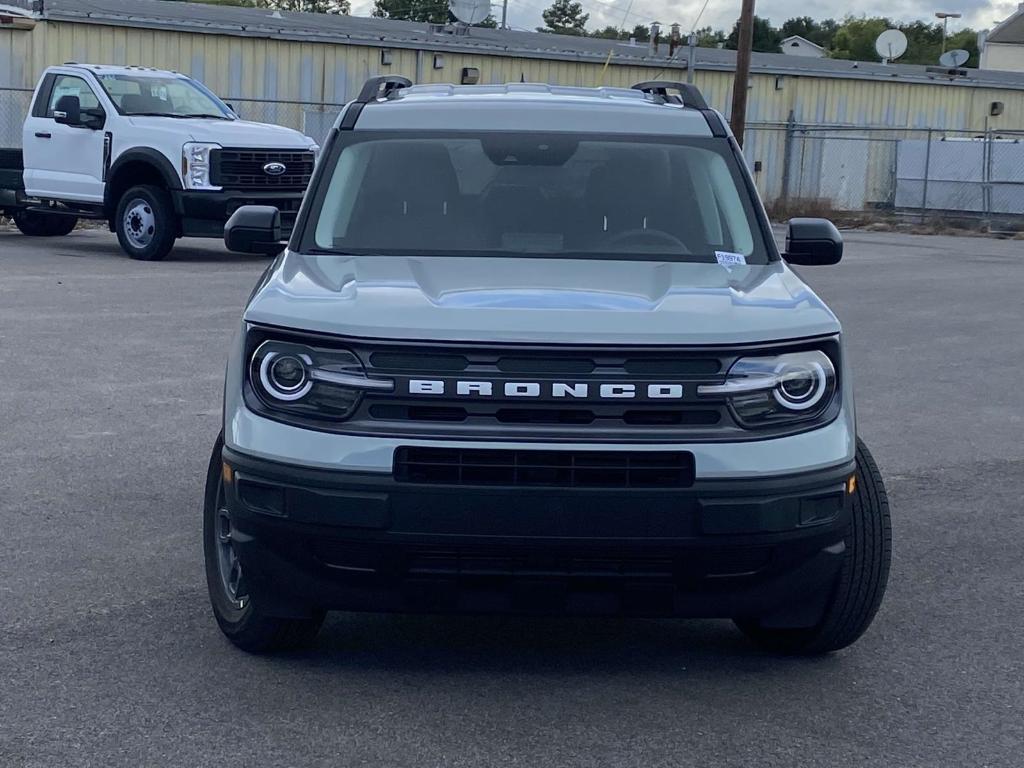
xmin=171 ymin=189 xmax=304 ymax=238
xmin=221 ymin=447 xmax=855 ymax=625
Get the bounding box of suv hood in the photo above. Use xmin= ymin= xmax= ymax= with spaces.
xmin=245 ymin=254 xmax=841 ymax=345
xmin=125 ymin=116 xmax=313 ymax=147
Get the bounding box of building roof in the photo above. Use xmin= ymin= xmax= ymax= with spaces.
xmin=16 ymin=0 xmax=1024 ymax=89
xmin=780 ymin=35 xmax=825 ymax=51
xmin=987 ymin=4 xmax=1024 ymax=44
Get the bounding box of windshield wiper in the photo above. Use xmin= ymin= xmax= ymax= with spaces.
xmin=181 ymin=113 xmax=232 ymax=120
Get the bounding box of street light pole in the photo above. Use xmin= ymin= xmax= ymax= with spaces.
xmin=935 ymin=11 xmax=962 ymax=55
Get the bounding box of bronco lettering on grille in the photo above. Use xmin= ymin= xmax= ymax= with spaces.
xmin=407 ymin=380 xmax=684 ymax=399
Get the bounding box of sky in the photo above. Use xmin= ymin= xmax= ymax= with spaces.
xmin=349 ymin=0 xmax=1021 ymax=36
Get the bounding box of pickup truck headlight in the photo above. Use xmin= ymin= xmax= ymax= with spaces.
xmin=181 ymin=142 xmax=222 ymax=191
xmin=249 ymin=338 xmax=393 ymax=421
xmin=698 ymin=350 xmax=837 ymax=428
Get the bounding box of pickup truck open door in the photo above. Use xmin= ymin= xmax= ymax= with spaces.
xmin=23 ymin=72 xmax=107 ymax=203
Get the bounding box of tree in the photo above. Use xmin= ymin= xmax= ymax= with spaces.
xmin=591 ymin=25 xmax=621 ymax=39
xmin=693 ymin=25 xmax=726 ymax=48
xmin=725 ymin=15 xmax=781 ymax=53
xmin=185 ymin=0 xmax=351 ymax=12
xmin=372 ymin=0 xmax=448 ymax=23
xmin=590 ymin=23 xmax=649 ymax=41
xmin=828 ymin=16 xmax=978 ymax=66
xmin=779 ymin=16 xmax=838 ymax=49
xmin=538 ymin=0 xmax=589 ymax=36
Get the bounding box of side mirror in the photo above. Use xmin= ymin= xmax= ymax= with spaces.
xmin=224 ymin=205 xmax=284 ymax=256
xmin=81 ymin=107 xmax=106 ymax=130
xmin=784 ymin=218 xmax=843 ymax=266
xmin=53 ymin=94 xmax=81 ymax=126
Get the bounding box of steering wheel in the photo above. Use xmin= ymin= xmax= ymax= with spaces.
xmin=605 ymin=228 xmax=690 ymax=253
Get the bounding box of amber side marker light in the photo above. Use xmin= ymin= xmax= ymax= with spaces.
xmin=222 ymin=462 xmax=234 ymax=485
xmin=847 ymin=475 xmax=857 ymax=495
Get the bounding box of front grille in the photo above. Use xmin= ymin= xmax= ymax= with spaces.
xmin=394 ymin=447 xmax=696 ymax=488
xmin=243 ymin=328 xmax=841 ymax=443
xmin=211 ymin=148 xmax=314 ymax=190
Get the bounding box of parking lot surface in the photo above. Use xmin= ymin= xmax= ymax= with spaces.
xmin=1 ymin=228 xmax=1022 ymax=767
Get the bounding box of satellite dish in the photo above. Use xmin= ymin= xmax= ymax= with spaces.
xmin=874 ymin=29 xmax=908 ymax=62
xmin=940 ymin=48 xmax=970 ymax=67
xmin=449 ymin=0 xmax=490 ymax=25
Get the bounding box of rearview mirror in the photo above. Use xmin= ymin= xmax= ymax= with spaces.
xmin=224 ymin=205 xmax=284 ymax=256
xmin=784 ymin=218 xmax=843 ymax=266
xmin=53 ymin=95 xmax=81 ymax=126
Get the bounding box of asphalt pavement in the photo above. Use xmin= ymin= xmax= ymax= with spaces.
xmin=1 ymin=228 xmax=1022 ymax=767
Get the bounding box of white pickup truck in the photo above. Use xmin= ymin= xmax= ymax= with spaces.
xmin=0 ymin=63 xmax=318 ymax=260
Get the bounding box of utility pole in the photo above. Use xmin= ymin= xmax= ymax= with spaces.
xmin=686 ymin=32 xmax=697 ymax=84
xmin=729 ymin=0 xmax=755 ymax=146
xmin=501 ymin=0 xmax=508 ymax=30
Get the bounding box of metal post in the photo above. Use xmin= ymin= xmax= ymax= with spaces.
xmin=921 ymin=128 xmax=933 ymax=222
xmin=984 ymin=118 xmax=993 ymax=226
xmin=501 ymin=0 xmax=508 ymax=30
xmin=686 ymin=33 xmax=697 ymax=84
xmin=781 ymin=110 xmax=796 ymax=202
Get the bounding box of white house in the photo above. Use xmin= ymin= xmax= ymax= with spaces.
xmin=780 ymin=35 xmax=826 ymax=58
xmin=981 ymin=4 xmax=1024 ymax=71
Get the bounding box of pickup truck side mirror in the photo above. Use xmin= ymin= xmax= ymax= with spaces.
xmin=783 ymin=218 xmax=843 ymax=266
xmin=225 ymin=206 xmax=285 ymax=256
xmin=53 ymin=94 xmax=81 ymax=126
xmin=81 ymin=107 xmax=106 ymax=130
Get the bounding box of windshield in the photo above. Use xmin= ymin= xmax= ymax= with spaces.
xmin=96 ymin=73 xmax=233 ymax=119
xmin=306 ymin=132 xmax=770 ymax=264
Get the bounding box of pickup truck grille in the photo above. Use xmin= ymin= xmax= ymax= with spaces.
xmin=210 ymin=148 xmax=314 ymax=190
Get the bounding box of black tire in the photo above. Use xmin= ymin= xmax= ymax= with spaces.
xmin=114 ymin=184 xmax=177 ymax=261
xmin=735 ymin=438 xmax=892 ymax=655
xmin=12 ymin=209 xmax=78 ymax=237
xmin=204 ymin=434 xmax=325 ymax=653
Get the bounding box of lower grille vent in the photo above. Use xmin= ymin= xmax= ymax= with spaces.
xmin=394 ymin=447 xmax=695 ymax=488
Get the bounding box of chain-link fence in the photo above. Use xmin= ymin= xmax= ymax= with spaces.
xmin=745 ymin=123 xmax=1024 ymax=224
xmin=4 ymin=85 xmax=1021 ymax=224
xmin=1 ymin=88 xmax=33 ymax=148
xmin=226 ymin=97 xmax=343 ymax=145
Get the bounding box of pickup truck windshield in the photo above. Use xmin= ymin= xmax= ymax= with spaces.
xmin=96 ymin=74 xmax=233 ymax=119
xmin=308 ymin=131 xmax=770 ymax=263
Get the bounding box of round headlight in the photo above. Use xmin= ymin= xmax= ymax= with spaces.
xmin=259 ymin=352 xmax=312 ymax=401
xmin=773 ymin=361 xmax=827 ymax=410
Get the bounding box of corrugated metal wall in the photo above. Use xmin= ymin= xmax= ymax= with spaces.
xmin=5 ymin=20 xmax=1024 ymax=199
xmin=6 ymin=21 xmax=1022 ymax=127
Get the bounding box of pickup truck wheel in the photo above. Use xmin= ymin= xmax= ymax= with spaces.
xmin=115 ymin=185 xmax=176 ymax=261
xmin=735 ymin=438 xmax=892 ymax=655
xmin=203 ymin=434 xmax=325 ymax=653
xmin=12 ymin=210 xmax=78 ymax=237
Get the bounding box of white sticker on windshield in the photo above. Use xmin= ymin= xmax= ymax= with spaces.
xmin=715 ymin=251 xmax=747 ymax=269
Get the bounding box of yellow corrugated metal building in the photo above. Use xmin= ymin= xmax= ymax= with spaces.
xmin=3 ymin=0 xmax=1023 ymax=205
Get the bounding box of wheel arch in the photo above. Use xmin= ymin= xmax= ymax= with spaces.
xmin=105 ymin=149 xmax=182 ymax=220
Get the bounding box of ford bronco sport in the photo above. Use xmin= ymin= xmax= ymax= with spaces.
xmin=204 ymin=77 xmax=891 ymax=655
